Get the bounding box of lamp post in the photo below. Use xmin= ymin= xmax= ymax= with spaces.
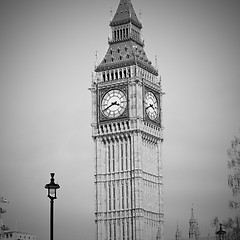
xmin=216 ymin=223 xmax=226 ymax=240
xmin=45 ymin=173 xmax=60 ymax=240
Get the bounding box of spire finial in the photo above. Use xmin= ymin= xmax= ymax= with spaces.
xmin=139 ymin=10 xmax=142 ymax=23
xmin=110 ymin=7 xmax=113 ymax=19
xmin=109 ymin=7 xmax=113 ymax=25
xmin=94 ymin=51 xmax=98 ymax=69
xmin=191 ymin=203 xmax=194 ymax=218
xmin=155 ymin=55 xmax=159 ymax=70
xmin=175 ymin=221 xmax=182 ymax=240
xmin=156 ymin=227 xmax=161 ymax=240
xmin=109 ymin=8 xmax=113 ymax=39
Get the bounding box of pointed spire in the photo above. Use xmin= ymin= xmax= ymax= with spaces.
xmin=189 ymin=205 xmax=200 ymax=240
xmin=95 ymin=0 xmax=158 ymax=76
xmin=109 ymin=8 xmax=113 ymax=39
xmin=155 ymin=55 xmax=158 ymax=71
xmin=191 ymin=207 xmax=194 ymax=219
xmin=190 ymin=203 xmax=195 ymax=222
xmin=94 ymin=51 xmax=98 ymax=69
xmin=139 ymin=10 xmax=142 ymax=24
xmin=175 ymin=222 xmax=182 ymax=240
xmin=110 ymin=0 xmax=142 ymax=29
xmin=156 ymin=227 xmax=161 ymax=240
xmin=110 ymin=7 xmax=113 ymax=20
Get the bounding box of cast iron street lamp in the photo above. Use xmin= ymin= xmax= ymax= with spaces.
xmin=216 ymin=223 xmax=226 ymax=240
xmin=45 ymin=173 xmax=60 ymax=240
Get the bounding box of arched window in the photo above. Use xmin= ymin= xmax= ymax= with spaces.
xmin=125 ymin=142 xmax=128 ymax=170
xmin=121 ymin=142 xmax=124 ymax=170
xmin=113 ymin=183 xmax=116 ymax=210
xmin=108 ymin=144 xmax=111 ymax=171
xmin=117 ymin=30 xmax=120 ymax=40
xmin=109 ymin=183 xmax=111 ymax=211
xmin=119 ymin=70 xmax=123 ymax=79
xmin=112 ymin=144 xmax=115 ymax=171
xmin=122 ymin=183 xmax=124 ymax=209
xmin=128 ymin=68 xmax=131 ymax=77
xmin=126 ymin=220 xmax=130 ymax=240
xmin=126 ymin=182 xmax=129 ymax=208
xmin=109 ymin=221 xmax=112 ymax=239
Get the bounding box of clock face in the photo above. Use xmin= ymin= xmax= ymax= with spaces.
xmin=145 ymin=91 xmax=158 ymax=120
xmin=101 ymin=89 xmax=127 ymax=118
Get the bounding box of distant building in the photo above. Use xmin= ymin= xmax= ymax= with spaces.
xmin=0 ymin=197 xmax=9 ymax=239
xmin=0 ymin=197 xmax=36 ymax=240
xmin=1 ymin=231 xmax=36 ymax=240
xmin=171 ymin=206 xmax=217 ymax=240
xmin=189 ymin=207 xmax=200 ymax=240
xmin=175 ymin=223 xmax=182 ymax=240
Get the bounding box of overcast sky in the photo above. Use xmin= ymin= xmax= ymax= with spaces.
xmin=0 ymin=0 xmax=240 ymax=240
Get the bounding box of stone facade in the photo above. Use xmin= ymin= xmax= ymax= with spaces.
xmin=90 ymin=1 xmax=164 ymax=239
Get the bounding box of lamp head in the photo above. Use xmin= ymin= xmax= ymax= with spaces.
xmin=45 ymin=173 xmax=60 ymax=200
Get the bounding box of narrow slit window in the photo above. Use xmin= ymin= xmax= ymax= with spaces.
xmin=125 ymin=142 xmax=128 ymax=170
xmin=122 ymin=182 xmax=124 ymax=209
xmin=112 ymin=144 xmax=115 ymax=172
xmin=109 ymin=183 xmax=111 ymax=211
xmin=113 ymin=183 xmax=116 ymax=210
xmin=121 ymin=142 xmax=124 ymax=171
xmin=108 ymin=145 xmax=111 ymax=172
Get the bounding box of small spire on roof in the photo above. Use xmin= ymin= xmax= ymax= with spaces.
xmin=156 ymin=227 xmax=161 ymax=240
xmin=155 ymin=55 xmax=158 ymax=70
xmin=109 ymin=8 xmax=113 ymax=39
xmin=139 ymin=10 xmax=142 ymax=23
xmin=94 ymin=51 xmax=98 ymax=69
xmin=109 ymin=7 xmax=113 ymax=22
xmin=191 ymin=203 xmax=195 ymax=219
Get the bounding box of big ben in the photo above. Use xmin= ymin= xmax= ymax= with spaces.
xmin=90 ymin=0 xmax=164 ymax=239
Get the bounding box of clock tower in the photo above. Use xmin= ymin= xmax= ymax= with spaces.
xmin=90 ymin=0 xmax=164 ymax=239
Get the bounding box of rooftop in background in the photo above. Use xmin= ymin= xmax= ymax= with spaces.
xmin=2 ymin=230 xmax=36 ymax=240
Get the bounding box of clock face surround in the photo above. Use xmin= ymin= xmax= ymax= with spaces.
xmin=145 ymin=91 xmax=158 ymax=120
xmin=101 ymin=89 xmax=127 ymax=118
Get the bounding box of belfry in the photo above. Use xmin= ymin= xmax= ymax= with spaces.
xmin=90 ymin=0 xmax=164 ymax=239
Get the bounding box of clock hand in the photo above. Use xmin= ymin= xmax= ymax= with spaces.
xmin=103 ymin=101 xmax=119 ymax=111
xmin=150 ymin=104 xmax=155 ymax=110
xmin=114 ymin=101 xmax=120 ymax=106
xmin=146 ymin=104 xmax=154 ymax=110
xmin=103 ymin=103 xmax=113 ymax=111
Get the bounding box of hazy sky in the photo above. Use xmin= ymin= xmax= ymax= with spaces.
xmin=0 ymin=0 xmax=240 ymax=240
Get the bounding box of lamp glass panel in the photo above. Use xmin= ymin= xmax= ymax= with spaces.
xmin=49 ymin=188 xmax=56 ymax=198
